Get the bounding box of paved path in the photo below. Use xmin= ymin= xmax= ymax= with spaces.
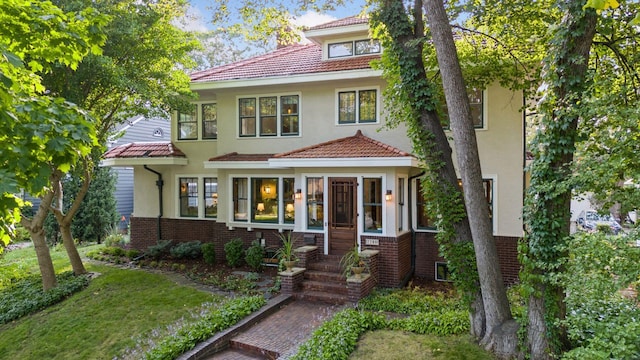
xmin=212 ymin=300 xmax=347 ymax=359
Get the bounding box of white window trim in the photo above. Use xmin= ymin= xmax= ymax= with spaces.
xmin=235 ymin=92 xmax=302 ymax=139
xmin=176 ymin=102 xmax=218 ymax=142
xmin=334 ymin=86 xmax=381 ymax=125
xmin=175 ymin=174 xmax=218 ymax=219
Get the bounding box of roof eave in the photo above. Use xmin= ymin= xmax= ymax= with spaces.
xmin=268 ymin=157 xmax=418 ymax=168
xmin=190 ymin=68 xmax=382 ymax=90
xmin=203 ymin=160 xmax=277 ymax=169
xmin=304 ymin=23 xmax=369 ymax=44
xmin=101 ymin=157 xmax=188 ymax=167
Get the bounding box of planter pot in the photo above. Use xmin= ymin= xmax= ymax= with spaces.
xmin=284 ymin=260 xmax=296 ymax=272
xmin=351 ymin=266 xmax=365 ymax=279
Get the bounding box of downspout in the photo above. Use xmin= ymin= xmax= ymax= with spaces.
xmin=144 ymin=165 xmax=164 ymax=242
xmin=401 ymin=171 xmax=426 ymax=287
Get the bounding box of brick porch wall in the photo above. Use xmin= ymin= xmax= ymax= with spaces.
xmin=361 ymin=232 xmax=411 ymax=288
xmin=414 ymin=232 xmax=521 ymax=284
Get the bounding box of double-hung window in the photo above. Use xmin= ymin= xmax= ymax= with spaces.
xmin=306 ymin=178 xmax=324 ymax=229
xmin=202 ymin=103 xmax=217 ymax=139
xmin=363 ymin=178 xmax=383 ymax=232
xmin=239 ymin=95 xmax=299 ymax=137
xmin=178 ymin=105 xmax=197 ymax=140
xmin=442 ymin=88 xmax=484 ymax=129
xmin=338 ymin=89 xmax=377 ymax=124
xmin=204 ymin=177 xmax=218 ymax=218
xmin=179 ymin=177 xmax=198 ymax=217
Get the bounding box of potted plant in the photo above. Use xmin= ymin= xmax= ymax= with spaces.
xmin=275 ymin=231 xmax=298 ymax=271
xmin=340 ymin=245 xmax=366 ymax=279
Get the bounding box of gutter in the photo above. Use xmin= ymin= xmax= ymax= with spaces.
xmin=144 ymin=165 xmax=164 ymax=242
xmin=400 ymin=171 xmax=426 ymax=287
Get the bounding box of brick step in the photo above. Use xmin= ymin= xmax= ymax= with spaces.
xmin=301 ymin=279 xmax=348 ymax=295
xmin=304 ymin=269 xmax=346 ymax=282
xmin=307 ymin=260 xmax=343 ymax=273
xmin=293 ymin=290 xmax=349 ymax=305
xmin=229 ymin=339 xmax=279 ymax=359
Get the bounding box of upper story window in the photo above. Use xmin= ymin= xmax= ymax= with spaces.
xmin=238 ymin=94 xmax=299 ymax=137
xmin=178 ymin=105 xmax=197 ymax=140
xmin=328 ymin=39 xmax=380 ymax=58
xmin=177 ymin=103 xmax=217 ymax=140
xmin=202 ymin=103 xmax=217 ymax=139
xmin=442 ymin=88 xmax=484 ymax=129
xmin=338 ymin=88 xmax=378 ymax=124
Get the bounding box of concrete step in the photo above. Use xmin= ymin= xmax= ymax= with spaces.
xmin=301 ymin=279 xmax=348 ymax=295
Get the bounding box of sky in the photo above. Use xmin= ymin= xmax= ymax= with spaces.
xmin=183 ymin=0 xmax=368 ymax=33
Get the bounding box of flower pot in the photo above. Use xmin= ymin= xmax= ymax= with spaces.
xmin=351 ymin=266 xmax=365 ymax=278
xmin=284 ymin=260 xmax=296 ymax=272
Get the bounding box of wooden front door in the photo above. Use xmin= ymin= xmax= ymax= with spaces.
xmin=328 ymin=177 xmax=357 ymax=256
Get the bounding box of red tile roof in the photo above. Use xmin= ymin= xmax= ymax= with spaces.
xmin=274 ymin=130 xmax=412 ymax=159
xmin=208 ymin=152 xmax=275 ymax=162
xmin=307 ymin=15 xmax=369 ymax=30
xmin=103 ymin=142 xmax=186 ymax=159
xmin=190 ymin=43 xmax=378 ymax=83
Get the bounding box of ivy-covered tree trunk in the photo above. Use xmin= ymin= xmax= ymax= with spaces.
xmin=21 ymin=187 xmax=58 ymax=291
xmin=373 ymin=0 xmax=487 ymax=340
xmin=523 ymin=1 xmax=598 ymax=358
xmin=52 ymin=168 xmax=89 ymax=275
xmin=423 ymin=0 xmax=516 ymax=357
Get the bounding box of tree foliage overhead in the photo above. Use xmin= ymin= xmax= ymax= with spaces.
xmin=0 ymin=0 xmax=108 ymax=251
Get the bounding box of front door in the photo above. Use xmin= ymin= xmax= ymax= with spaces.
xmin=328 ymin=177 xmax=357 ymax=256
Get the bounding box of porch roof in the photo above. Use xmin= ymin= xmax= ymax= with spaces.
xmin=204 ymin=130 xmax=419 ymax=169
xmin=101 ymin=142 xmax=188 ymax=166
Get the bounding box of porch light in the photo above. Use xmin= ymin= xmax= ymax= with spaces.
xmin=385 ymin=190 xmax=392 ymax=201
xmin=295 ymin=189 xmax=302 ymax=199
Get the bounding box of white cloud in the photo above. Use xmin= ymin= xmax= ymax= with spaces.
xmin=173 ymin=5 xmax=209 ymax=33
xmin=290 ymin=11 xmax=336 ymax=28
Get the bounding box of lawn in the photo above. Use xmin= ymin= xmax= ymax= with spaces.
xmin=0 ymin=244 xmax=222 ymax=360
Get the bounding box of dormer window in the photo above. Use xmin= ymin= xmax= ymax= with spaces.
xmin=328 ymin=39 xmax=380 ymax=58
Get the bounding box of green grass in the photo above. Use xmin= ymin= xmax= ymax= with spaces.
xmin=0 ymin=245 xmax=221 ymax=360
xmin=350 ymin=330 xmax=495 ymax=360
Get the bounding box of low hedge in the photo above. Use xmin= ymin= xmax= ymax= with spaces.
xmin=0 ymin=271 xmax=90 ymax=324
xmin=144 ymin=295 xmax=266 ymax=360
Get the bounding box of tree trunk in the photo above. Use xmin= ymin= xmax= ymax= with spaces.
xmin=376 ymin=0 xmax=486 ymax=339
xmin=21 ymin=188 xmax=57 ymax=291
xmin=524 ymin=2 xmax=597 ymax=358
xmin=423 ymin=0 xmax=516 ymax=357
xmin=51 ymin=167 xmax=90 ymax=275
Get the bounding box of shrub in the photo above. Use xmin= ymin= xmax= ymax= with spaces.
xmin=144 ymin=296 xmax=266 ymax=360
xmin=170 ymin=241 xmax=202 ymax=259
xmin=146 ymin=240 xmax=172 ymax=260
xmin=202 ymin=243 xmax=216 ymax=265
xmin=224 ymin=238 xmax=244 ymax=267
xmin=104 ymin=233 xmax=125 ymax=247
xmin=10 ymin=225 xmax=30 ymax=242
xmin=245 ymin=240 xmax=264 ymax=271
xmin=103 ymin=246 xmax=125 ymax=257
xmin=125 ymin=249 xmax=140 ymax=259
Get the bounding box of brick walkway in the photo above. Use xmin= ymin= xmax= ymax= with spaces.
xmin=210 ymin=300 xmax=348 ymax=359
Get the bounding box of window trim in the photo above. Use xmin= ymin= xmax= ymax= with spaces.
xmin=236 ymin=93 xmax=301 ymax=138
xmin=442 ymin=88 xmax=487 ymax=130
xmin=201 ymin=103 xmax=218 ymax=140
xmin=177 ymin=103 xmax=218 ymax=141
xmin=229 ymin=175 xmax=297 ymax=227
xmin=335 ymin=87 xmax=380 ymax=125
xmin=327 ymin=38 xmax=380 ymax=59
xmin=179 ymin=177 xmax=199 ymax=217
xmin=177 ymin=105 xmax=197 ymax=140
xmin=204 ymin=177 xmax=218 ymax=218
xmin=362 ymin=177 xmax=383 ymax=233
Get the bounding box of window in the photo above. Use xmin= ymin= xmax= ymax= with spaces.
xmin=307 ymin=178 xmax=324 ymax=229
xmin=281 ymin=95 xmax=299 ymax=136
xmin=239 ymin=98 xmax=256 ymax=137
xmin=398 ymin=178 xmax=405 ymax=231
xmin=233 ymin=178 xmax=248 ymax=221
xmin=239 ymin=95 xmax=300 ymax=137
xmin=178 ymin=105 xmax=197 ymax=140
xmin=179 ymin=177 xmax=198 ymax=217
xmin=252 ymin=178 xmax=278 ymax=223
xmin=435 ymin=262 xmax=452 ymax=282
xmin=283 ymin=178 xmax=295 ymax=223
xmin=416 ymin=178 xmax=493 ymax=230
xmin=204 ymin=177 xmax=217 ymax=218
xmin=442 ymin=88 xmax=484 ymax=129
xmin=416 ymin=180 xmax=435 ymax=230
xmin=202 ymin=103 xmax=217 ymax=139
xmin=328 ymin=39 xmax=380 ymax=58
xmin=363 ymin=178 xmax=382 ymax=232
xmin=338 ymin=89 xmax=377 ymax=124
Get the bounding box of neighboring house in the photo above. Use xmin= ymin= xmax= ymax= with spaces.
xmin=103 ymin=16 xmax=524 ymax=290
xmin=107 ymin=116 xmax=171 ymax=226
